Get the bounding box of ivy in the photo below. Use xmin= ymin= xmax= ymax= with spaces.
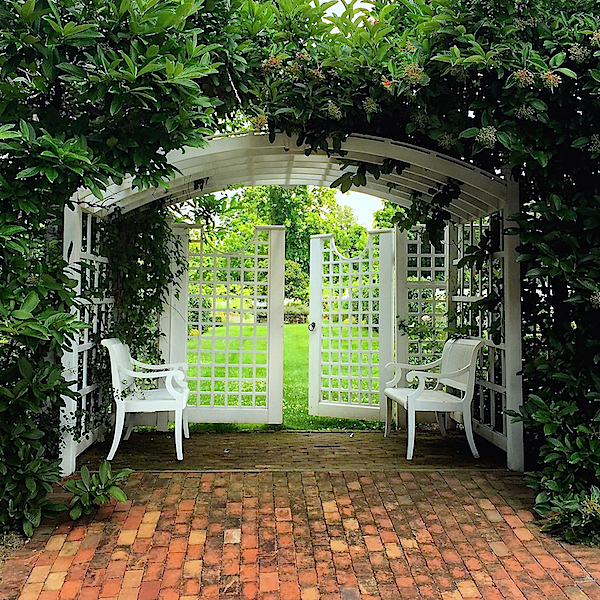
xmin=100 ymin=204 xmax=186 ymax=363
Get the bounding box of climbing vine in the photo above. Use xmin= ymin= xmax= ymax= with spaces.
xmin=100 ymin=204 xmax=186 ymax=363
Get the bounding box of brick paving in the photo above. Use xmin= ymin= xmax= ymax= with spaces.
xmin=2 ymin=433 xmax=600 ymax=599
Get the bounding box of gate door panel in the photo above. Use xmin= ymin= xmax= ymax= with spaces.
xmin=185 ymin=226 xmax=284 ymax=424
xmin=308 ymin=231 xmax=394 ymax=421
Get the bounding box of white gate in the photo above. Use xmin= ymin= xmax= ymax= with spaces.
xmin=165 ymin=226 xmax=285 ymax=424
xmin=308 ymin=231 xmax=394 ymax=420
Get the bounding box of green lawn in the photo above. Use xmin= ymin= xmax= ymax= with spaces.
xmin=187 ymin=323 xmax=383 ymax=432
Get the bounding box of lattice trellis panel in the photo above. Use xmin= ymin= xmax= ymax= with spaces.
xmin=60 ymin=206 xmax=114 ymax=474
xmin=454 ymin=213 xmax=508 ymax=449
xmin=397 ymin=229 xmax=449 ymax=367
xmin=185 ymin=226 xmax=284 ymax=423
xmin=309 ymin=231 xmax=394 ymax=421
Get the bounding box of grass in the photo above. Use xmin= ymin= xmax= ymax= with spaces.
xmin=187 ymin=323 xmax=383 ymax=433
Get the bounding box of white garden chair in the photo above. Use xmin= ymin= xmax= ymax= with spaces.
xmin=384 ymin=338 xmax=484 ymax=460
xmin=101 ymin=338 xmax=190 ymax=461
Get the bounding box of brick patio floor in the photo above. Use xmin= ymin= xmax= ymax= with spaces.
xmin=2 ymin=432 xmax=600 ymax=600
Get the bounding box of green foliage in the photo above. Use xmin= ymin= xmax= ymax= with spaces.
xmin=64 ymin=462 xmax=132 ymax=521
xmin=331 ymin=158 xmax=410 ymax=193
xmin=240 ymin=0 xmax=600 ymax=541
xmin=206 ymin=184 xmax=367 ymax=272
xmin=2 ymin=0 xmax=600 ymax=546
xmin=100 ymin=204 xmax=186 ymax=363
xmin=0 ymin=0 xmax=249 ymax=534
xmin=0 ymin=217 xmax=86 ymax=536
xmin=285 ymin=260 xmax=310 ymax=304
xmin=537 ymin=486 xmax=600 ymax=546
xmin=391 ymin=179 xmax=462 ymax=251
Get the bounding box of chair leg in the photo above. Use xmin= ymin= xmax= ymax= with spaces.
xmin=183 ymin=408 xmax=190 ymax=439
xmin=463 ymin=411 xmax=480 ymax=459
xmin=107 ymin=407 xmax=125 ymax=461
xmin=123 ymin=415 xmax=134 ymax=441
xmin=435 ymin=412 xmax=447 ymax=437
xmin=174 ymin=409 xmax=184 ymax=461
xmin=406 ymin=408 xmax=416 ymax=460
xmin=384 ymin=397 xmax=393 ymax=437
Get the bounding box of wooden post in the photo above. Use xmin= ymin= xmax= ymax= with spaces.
xmin=60 ymin=203 xmax=82 ymax=475
xmin=502 ymin=168 xmax=524 ymax=471
xmin=308 ymin=235 xmax=325 ymax=418
xmin=267 ymin=226 xmax=285 ymax=424
xmin=377 ymin=229 xmax=395 ymax=422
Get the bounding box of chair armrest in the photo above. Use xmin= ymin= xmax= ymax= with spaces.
xmin=120 ymin=367 xmax=186 ymax=384
xmin=131 ymin=358 xmax=189 ymax=373
xmin=406 ymin=364 xmax=471 ymax=386
xmin=120 ymin=367 xmax=188 ymax=403
xmin=384 ymin=358 xmax=442 ymax=387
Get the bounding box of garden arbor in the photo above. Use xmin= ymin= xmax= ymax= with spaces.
xmin=61 ymin=131 xmax=523 ymax=474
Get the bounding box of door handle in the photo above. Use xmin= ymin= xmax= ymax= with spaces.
xmin=308 ymin=322 xmax=316 ymax=332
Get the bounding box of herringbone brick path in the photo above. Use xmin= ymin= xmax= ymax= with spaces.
xmin=2 ymin=467 xmax=600 ymax=600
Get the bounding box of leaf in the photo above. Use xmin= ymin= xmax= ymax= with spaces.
xmin=549 ymin=52 xmax=566 ymax=68
xmin=12 ymin=309 xmax=34 ymax=320
xmin=80 ymin=465 xmax=91 ymax=489
xmin=556 ymin=67 xmax=577 ymax=79
xmin=21 ymin=291 xmax=40 ymax=313
xmin=525 ymin=267 xmax=547 ymax=278
xmin=107 ymin=486 xmax=127 ymax=503
xmin=459 ymin=127 xmax=479 ymax=139
xmin=572 ymin=137 xmax=590 ymax=148
xmin=23 ymin=520 xmax=33 ymax=538
xmin=69 ymin=503 xmax=83 ymax=521
xmin=110 ymin=96 xmax=123 ymax=117
xmin=496 ymin=132 xmax=511 ymax=148
xmin=16 ymin=167 xmax=40 ymax=179
xmin=25 ymin=476 xmax=37 ymax=494
xmin=18 ymin=357 xmax=34 ymax=382
xmin=99 ymin=460 xmax=111 ymax=485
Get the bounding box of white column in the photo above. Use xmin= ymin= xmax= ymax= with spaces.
xmin=59 ymin=203 xmax=82 ymax=475
xmin=394 ymin=228 xmax=408 ymax=428
xmin=502 ymin=170 xmax=524 ymax=471
xmin=156 ymin=224 xmax=189 ymax=430
xmin=266 ymin=226 xmax=285 ymax=424
xmin=377 ymin=229 xmax=395 ymax=421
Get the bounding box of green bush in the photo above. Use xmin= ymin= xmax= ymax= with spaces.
xmin=538 ymin=486 xmax=600 ymax=546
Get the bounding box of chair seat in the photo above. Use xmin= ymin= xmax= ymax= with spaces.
xmin=124 ymin=389 xmax=188 ymax=412
xmin=384 ymin=387 xmax=464 ymax=410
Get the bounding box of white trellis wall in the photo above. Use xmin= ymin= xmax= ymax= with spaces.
xmin=60 ymin=205 xmax=113 ymax=475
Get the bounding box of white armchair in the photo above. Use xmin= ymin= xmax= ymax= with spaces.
xmin=384 ymin=338 xmax=484 ymax=460
xmin=101 ymin=338 xmax=190 ymax=461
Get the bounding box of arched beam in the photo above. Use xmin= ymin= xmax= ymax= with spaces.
xmin=75 ymin=132 xmax=507 ymax=221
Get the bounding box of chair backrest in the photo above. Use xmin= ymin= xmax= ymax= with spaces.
xmin=101 ymin=338 xmax=135 ymax=397
xmin=439 ymin=338 xmax=483 ymax=393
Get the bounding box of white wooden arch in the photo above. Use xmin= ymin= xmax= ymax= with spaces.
xmin=63 ymin=132 xmax=524 ymax=473
xmin=74 ymin=132 xmax=506 ymax=223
